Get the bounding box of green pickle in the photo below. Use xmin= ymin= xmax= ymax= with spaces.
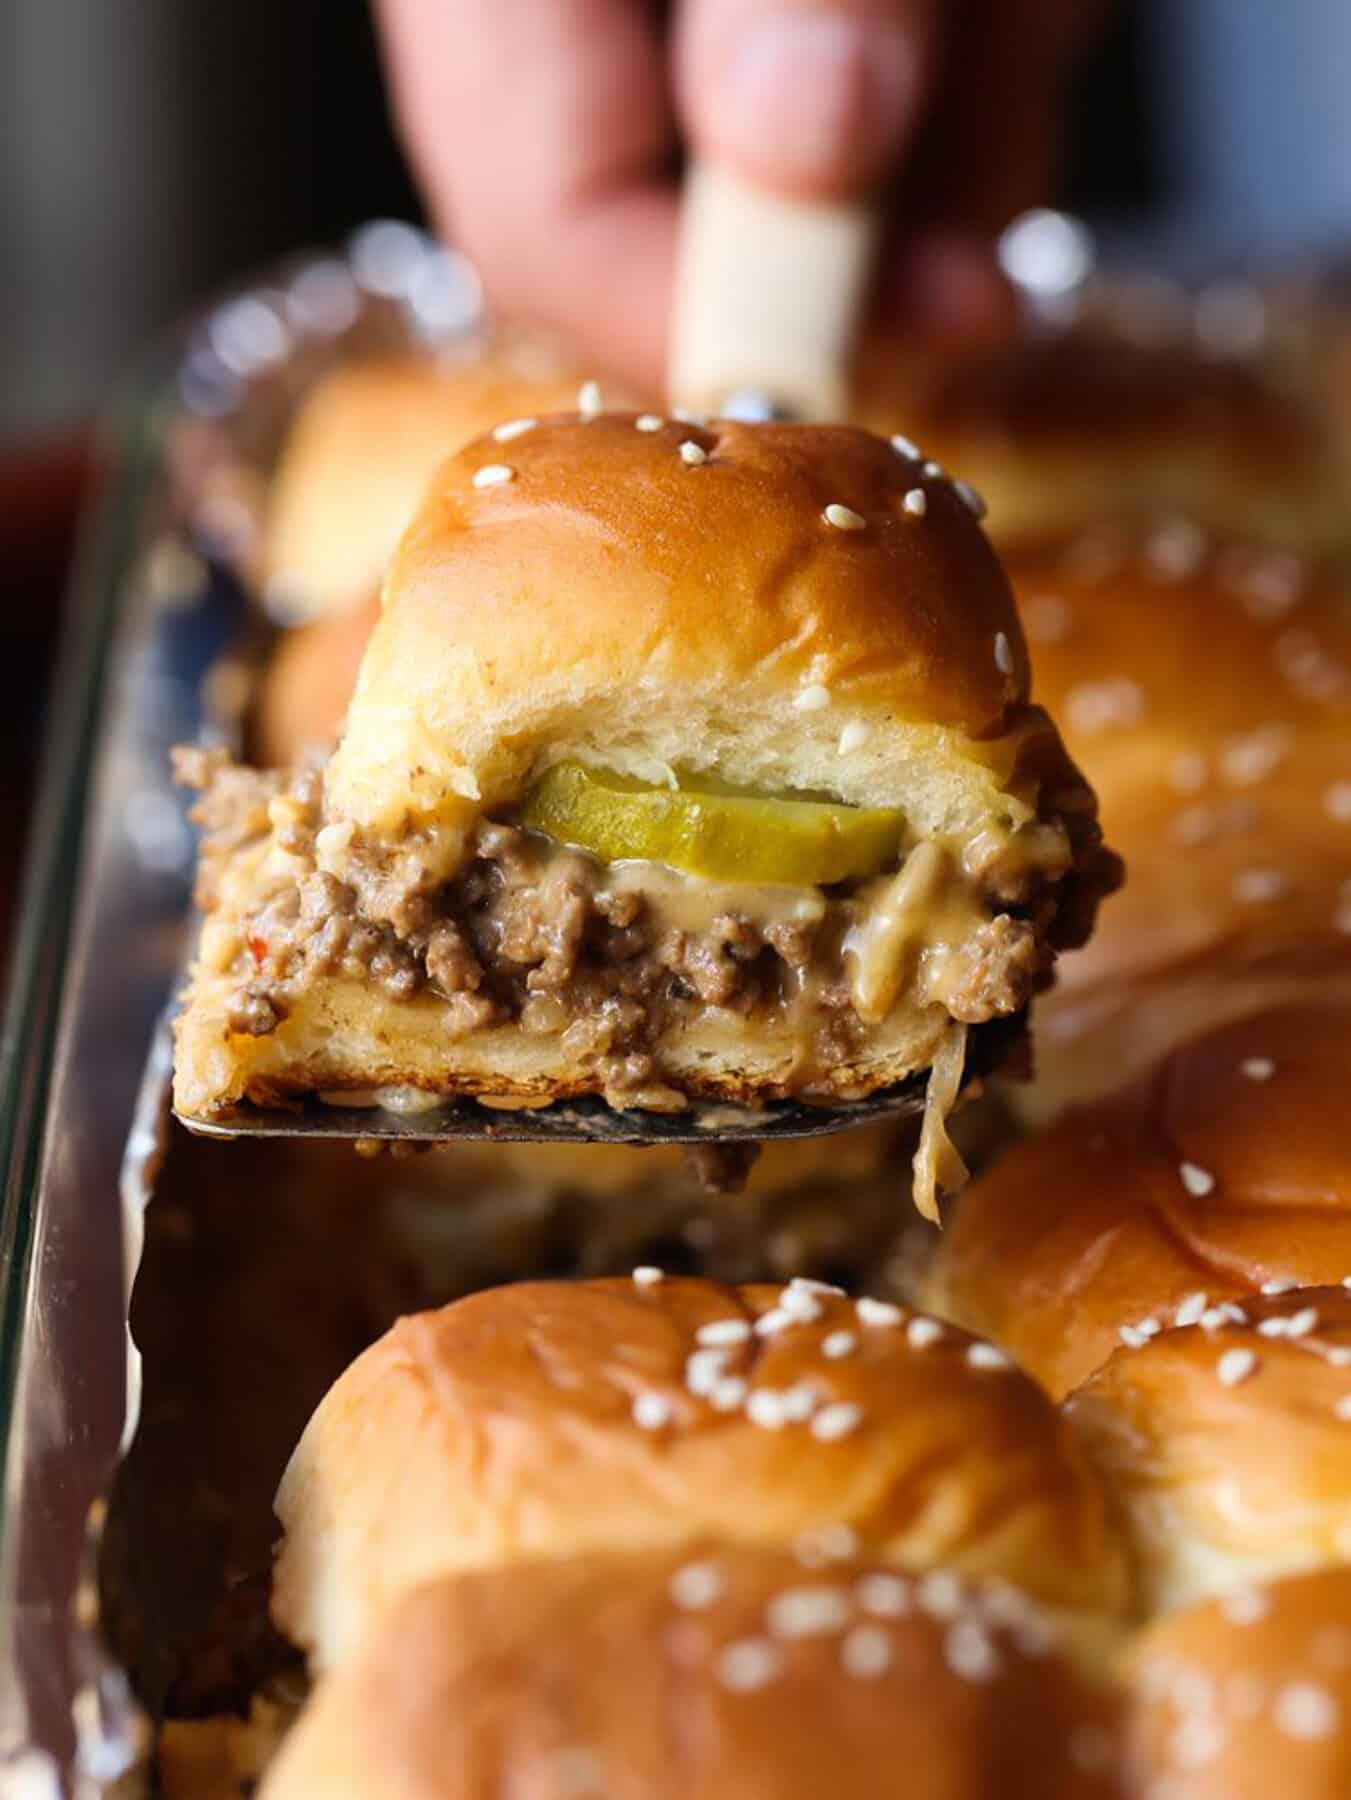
xmin=519 ymin=762 xmax=904 ymax=886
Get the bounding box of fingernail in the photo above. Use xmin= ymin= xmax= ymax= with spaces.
xmin=712 ymin=13 xmax=919 ymax=197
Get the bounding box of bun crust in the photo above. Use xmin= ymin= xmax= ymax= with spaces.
xmin=1125 ymin=1565 xmax=1351 ymax=1799
xmin=260 ymin=1549 xmax=1122 ymax=1800
xmin=852 ymin=331 xmax=1349 ymax=553
xmin=929 ymin=1002 xmax=1351 ymax=1400
xmin=254 ymin=595 xmax=380 ymax=765
xmin=272 ymin=1277 xmax=1130 ymax=1673
xmin=261 ymin=348 xmax=621 ymax=622
xmin=326 ymin=416 xmax=1035 ymax=842
xmin=1067 ymin=1285 xmax=1351 ymax=1613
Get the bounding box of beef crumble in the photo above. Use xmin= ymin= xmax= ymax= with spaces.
xmin=178 ymin=756 xmax=1070 ymax=1108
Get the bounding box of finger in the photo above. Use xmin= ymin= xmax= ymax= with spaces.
xmin=374 ymin=0 xmax=679 ymax=392
xmin=674 ymin=0 xmax=938 ymax=201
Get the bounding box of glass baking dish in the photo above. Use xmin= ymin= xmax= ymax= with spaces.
xmin=0 ymin=225 xmax=495 ymax=1793
xmin=1 ymin=216 xmax=1319 ymax=1794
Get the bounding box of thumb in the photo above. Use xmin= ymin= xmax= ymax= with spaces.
xmin=674 ymin=0 xmax=936 ymax=202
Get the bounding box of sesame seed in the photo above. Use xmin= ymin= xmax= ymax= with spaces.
xmin=902 ymin=487 xmax=927 ymax=517
xmin=1136 ymin=1316 xmax=1163 ymax=1338
xmin=632 ymin=1391 xmax=674 ymax=1430
xmin=755 ymin=1307 xmax=795 ymax=1337
xmin=906 ymin=1317 xmax=944 ymax=1349
xmin=1179 ymin=1161 xmax=1216 ymax=1197
xmin=1287 ymin=1308 xmax=1320 ymax=1338
xmin=945 ymin=1619 xmax=1000 ymax=1683
xmin=966 ymin=1343 xmax=1011 ymax=1371
xmin=1233 ymin=867 xmax=1288 ymax=905
xmin=1326 ymin=782 xmax=1351 ymax=824
xmin=793 ymin=683 xmax=831 ymax=712
xmin=766 ymin=1586 xmax=851 ymax=1639
xmin=1175 ymin=1292 xmax=1209 ymax=1328
xmin=1258 ymin=1317 xmax=1292 ymax=1338
xmin=1119 ymin=1324 xmax=1149 ymax=1349
xmin=1328 ymin=1345 xmax=1351 ymax=1365
xmin=791 ymin=1277 xmax=845 ymax=1297
xmin=779 ymin=1382 xmax=818 ymax=1423
xmin=1334 ymin=1394 xmax=1351 ymax=1420
xmin=916 ymin=1570 xmax=965 ymax=1618
xmin=1066 ymin=677 xmax=1148 ymax=735
xmin=795 ymin=1523 xmax=859 ymax=1567
xmin=717 ymin=1638 xmax=782 ymax=1693
xmin=1169 ymin=751 xmax=1209 ymax=794
xmin=670 ymin=1561 xmax=723 ymax=1609
xmin=1274 ymin=1682 xmax=1339 ymax=1741
xmin=686 ymin=1348 xmax=730 ymax=1396
xmin=954 ymin=479 xmax=987 ymax=519
xmin=696 ymin=1318 xmax=752 ymax=1347
xmin=492 ymin=417 xmax=535 ymax=442
xmin=780 ymin=1287 xmax=823 ymax=1322
xmin=577 ymin=380 xmax=603 ymax=417
xmin=1221 ymin=1586 xmax=1270 ymax=1625
xmin=679 ymin=440 xmax=708 ymax=466
xmin=1217 ymin=1348 xmax=1258 ymax=1386
xmin=1261 ymin=1277 xmax=1297 ymax=1295
xmin=634 ymin=414 xmax=664 ymax=432
xmin=1201 ymin=1305 xmax=1246 ymax=1331
xmin=822 ymin=1330 xmax=857 ymax=1359
xmin=536 ymin=1747 xmax=604 ymax=1795
xmin=633 ymin=1265 xmax=664 ymax=1286
xmin=1023 ymin=594 xmax=1073 ymax=644
xmin=856 ymin=1572 xmax=910 ymax=1617
xmin=710 ymin=1376 xmax=748 ymax=1412
xmin=993 ymin=632 xmax=1015 ymax=675
xmin=746 ymin=1389 xmax=792 ymax=1430
xmin=1241 ymin=1056 xmax=1276 ymax=1081
xmin=811 ymin=1403 xmax=864 ymax=1442
xmin=890 ymin=433 xmax=922 ymax=459
xmin=841 ymin=1625 xmax=892 ymax=1678
xmin=472 ymin=463 xmax=515 ymax=488
xmin=824 ymin=502 xmax=866 ymax=531
xmin=856 ymin=1297 xmax=903 ymax=1328
xmin=838 ymin=720 xmax=869 ymax=754
xmin=1172 ymin=1715 xmax=1227 ymax=1769
xmin=922 ymin=460 xmax=945 ymax=480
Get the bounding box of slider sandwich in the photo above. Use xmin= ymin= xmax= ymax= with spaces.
xmin=175 ymin=417 xmax=1117 ymax=1207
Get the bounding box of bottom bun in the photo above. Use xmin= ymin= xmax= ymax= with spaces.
xmin=260 ymin=1548 xmax=1122 ymax=1800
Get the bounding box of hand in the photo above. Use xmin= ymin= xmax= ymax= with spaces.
xmin=374 ymin=0 xmax=1104 ymax=394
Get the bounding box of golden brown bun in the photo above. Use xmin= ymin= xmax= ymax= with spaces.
xmin=1124 ymin=1565 xmax=1351 ymax=1800
xmin=1000 ymin=528 xmax=1351 ymax=1118
xmin=273 ymin=1277 xmax=1131 ymax=1673
xmin=928 ymin=1002 xmax=1351 ymax=1401
xmin=327 ymin=415 xmax=1038 ymax=843
xmin=261 ymin=348 xmax=627 ymax=623
xmin=852 ymin=331 xmax=1349 ymax=554
xmin=1066 ymin=1285 xmax=1351 ymax=1613
xmin=261 ymin=1548 xmax=1124 ymax=1800
xmin=254 ymin=595 xmax=380 ymax=765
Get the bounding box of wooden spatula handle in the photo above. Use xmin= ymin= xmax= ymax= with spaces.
xmin=667 ymin=160 xmax=879 ymax=421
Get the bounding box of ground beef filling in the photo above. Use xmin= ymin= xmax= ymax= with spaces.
xmin=179 ymin=754 xmax=1055 ymax=1103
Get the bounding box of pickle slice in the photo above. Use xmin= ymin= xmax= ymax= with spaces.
xmin=520 ymin=763 xmax=904 ymax=886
